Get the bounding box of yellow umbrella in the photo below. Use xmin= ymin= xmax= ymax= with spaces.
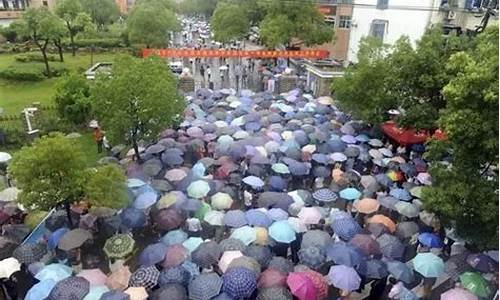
xmin=255 ymin=227 xmax=269 ymax=245
xmin=211 ymin=193 xmax=233 ymax=210
xmin=156 ymin=193 xmax=177 ymax=209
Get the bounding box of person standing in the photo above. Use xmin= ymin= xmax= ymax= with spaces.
xmin=200 ymin=64 xmax=205 ymax=82
xmin=93 ymin=127 xmax=104 ymax=153
xmin=234 ymin=64 xmax=242 ymax=91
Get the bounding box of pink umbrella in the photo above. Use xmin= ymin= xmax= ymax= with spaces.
xmin=163 ymin=244 xmax=189 ymax=268
xmin=106 ymin=265 xmax=132 ymax=290
xmin=218 ymin=251 xmax=243 ymax=273
xmin=300 ymin=270 xmax=329 ymax=300
xmin=441 ymin=287 xmax=478 ymax=300
xmin=297 ymin=207 xmax=322 ymax=225
xmin=286 ymin=272 xmax=318 ymax=300
xmin=77 ymin=268 xmax=107 ymax=287
xmin=258 ymin=268 xmax=287 ymax=288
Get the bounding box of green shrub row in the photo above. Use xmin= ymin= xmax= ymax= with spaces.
xmin=66 ymin=38 xmax=123 ymax=48
xmin=14 ymin=53 xmax=58 ymax=63
xmin=0 ymin=62 xmax=69 ymax=81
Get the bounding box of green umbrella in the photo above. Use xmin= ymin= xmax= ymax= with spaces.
xmin=187 ymin=180 xmax=211 ymax=199
xmin=412 ymin=253 xmax=444 ymax=278
xmin=271 ymin=163 xmax=290 ymax=174
xmin=104 ymin=234 xmax=135 ymax=259
xmin=195 ymin=202 xmax=212 ymax=220
xmin=409 ymin=186 xmax=423 ymax=198
xmin=459 ymin=272 xmax=491 ymax=298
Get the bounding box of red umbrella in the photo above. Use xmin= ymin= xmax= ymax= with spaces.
xmin=286 ymin=272 xmax=317 ymax=300
xmin=381 ymin=121 xmax=429 ymax=146
xmin=258 ymin=268 xmax=287 ymax=288
xmin=154 ymin=209 xmax=184 ymax=231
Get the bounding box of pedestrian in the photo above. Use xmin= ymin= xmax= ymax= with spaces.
xmin=267 ymin=75 xmax=275 ymax=93
xmin=234 ymin=64 xmax=242 ymax=91
xmin=206 ymin=66 xmax=211 ymax=81
xmin=242 ymin=65 xmax=248 ymax=88
xmin=200 ymin=64 xmax=205 ymax=79
xmin=93 ymin=126 xmax=104 ymax=153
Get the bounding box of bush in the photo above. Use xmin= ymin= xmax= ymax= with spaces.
xmin=14 ymin=53 xmax=58 ymax=63
xmin=2 ymin=126 xmax=29 ymax=148
xmin=0 ymin=62 xmax=69 ymax=81
xmin=54 ymin=73 xmax=92 ymax=126
xmin=36 ymin=110 xmax=75 ymax=136
xmin=70 ymin=38 xmax=122 ymax=48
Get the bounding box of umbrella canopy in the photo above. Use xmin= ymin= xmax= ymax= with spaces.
xmin=339 ymin=188 xmax=362 ymax=201
xmin=46 ymin=276 xmax=90 ymax=300
xmin=441 ymin=287 xmax=478 ymax=300
xmin=219 ymin=251 xmax=243 ymax=273
xmin=104 ymin=234 xmax=135 ymax=259
xmin=0 ymin=187 xmax=20 ymax=202
xmin=182 ymin=237 xmax=204 ymax=253
xmin=413 ymin=252 xmax=445 ymax=278
xmin=298 ymin=246 xmax=326 ymax=270
xmin=187 ymin=180 xmax=211 ymax=198
xmin=188 ymin=273 xmax=223 ymax=300
xmin=158 ymin=266 xmax=190 ymax=286
xmin=128 ymin=266 xmax=160 ymax=290
xmin=387 ymin=260 xmax=414 ymax=284
xmin=258 ymin=268 xmax=287 ymax=289
xmin=151 ymin=283 xmax=187 ymax=300
xmin=286 ymin=272 xmax=317 ymax=300
xmin=58 ymin=228 xmax=92 ymax=251
xmin=327 ymin=265 xmax=361 ymax=292
xmin=354 ymin=198 xmax=380 ymax=214
xmin=25 ymin=279 xmax=57 ymax=300
xmin=133 ymin=191 xmax=158 ymax=209
xmin=153 ymin=208 xmax=184 ymax=231
xmin=272 ymin=163 xmax=290 ymax=174
xmin=120 ymin=208 xmax=146 ymax=229
xmin=165 ymin=169 xmax=187 ymax=182
xmin=418 ymin=232 xmax=444 ymax=248
xmin=243 ymin=176 xmax=265 ymax=188
xmin=312 ymin=188 xmax=338 ymax=203
xmin=245 ymin=209 xmax=272 ymax=228
xmin=124 ymin=287 xmax=148 ymax=300
xmin=389 ymin=188 xmax=412 ymax=201
xmin=219 ymin=238 xmax=246 ymax=252
xmin=139 ymin=243 xmax=168 ymax=266
xmin=256 ymin=287 xmax=293 ymax=300
xmin=222 ymin=267 xmax=257 ymax=299
xmin=160 ymin=229 xmax=188 ymax=246
xmin=377 ymin=234 xmax=405 ymax=259
xmin=395 ymin=201 xmax=420 ymax=218
xmin=13 ymin=243 xmax=47 ymax=265
xmin=35 ymin=263 xmax=72 ymax=282
xmin=269 ymin=220 xmax=296 ymax=243
xmin=204 ymin=210 xmax=225 ymax=226
xmin=395 ymin=221 xmax=419 ymax=239
xmin=459 ymin=272 xmax=491 ymax=298
xmin=330 ymin=216 xmax=362 ymax=241
xmin=211 ymin=193 xmax=233 ymax=210
xmin=349 ymin=234 xmax=381 ymax=256
xmin=301 ymin=230 xmax=331 ymax=249
xmin=325 ymin=242 xmax=366 ymax=267
xmin=466 ymin=254 xmax=498 ymax=273
xmin=0 ymin=257 xmax=21 ymax=279
xmin=368 ymin=215 xmax=396 ymax=233
xmin=300 ymin=270 xmax=329 ymax=300
xmin=223 ymin=210 xmax=248 ymax=228
xmin=106 ymin=265 xmax=132 ymax=290
xmin=357 ymin=259 xmax=388 ymax=279
xmin=267 ymin=208 xmax=289 ymax=221
xmin=192 ymin=241 xmax=223 ymax=269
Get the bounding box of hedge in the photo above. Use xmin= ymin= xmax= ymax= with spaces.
xmin=68 ymin=38 xmax=122 ymax=48
xmin=14 ymin=53 xmax=58 ymax=63
xmin=0 ymin=62 xmax=69 ymax=81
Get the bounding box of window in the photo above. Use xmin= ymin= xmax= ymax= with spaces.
xmin=371 ymin=20 xmax=388 ymax=40
xmin=42 ymin=0 xmax=48 ymax=6
xmin=466 ymin=0 xmax=499 ymax=9
xmin=377 ymin=0 xmax=389 ymax=9
xmin=325 ymin=15 xmax=336 ymax=28
xmin=338 ymin=16 xmax=352 ymax=28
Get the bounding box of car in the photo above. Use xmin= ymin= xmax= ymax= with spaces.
xmin=169 ymin=61 xmax=183 ymax=74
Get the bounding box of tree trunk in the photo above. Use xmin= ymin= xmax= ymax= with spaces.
xmin=70 ymin=32 xmax=76 ymax=56
xmin=132 ymin=137 xmax=142 ymax=163
xmin=39 ymin=40 xmax=51 ymax=77
xmin=55 ymin=40 xmax=64 ymax=62
xmin=64 ymin=201 xmax=73 ymax=228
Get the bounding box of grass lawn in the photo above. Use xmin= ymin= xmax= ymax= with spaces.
xmin=0 ymin=52 xmax=118 ymax=115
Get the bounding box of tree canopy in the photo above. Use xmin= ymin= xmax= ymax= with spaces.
xmin=84 ymin=165 xmax=128 ymax=209
xmin=55 ymin=0 xmax=92 ymax=56
xmin=91 ymin=55 xmax=185 ymax=161
xmin=178 ymin=0 xmax=218 ymax=17
xmin=54 ymin=72 xmax=92 ymax=126
xmin=211 ymin=2 xmax=250 ymax=43
xmin=80 ymin=0 xmax=119 ymax=28
xmin=9 ymin=133 xmax=86 ymax=211
xmin=127 ymin=0 xmax=180 ymax=48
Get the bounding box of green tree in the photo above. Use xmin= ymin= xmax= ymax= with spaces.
xmin=80 ymin=0 xmax=119 ymax=29
xmin=84 ymin=165 xmax=128 ymax=209
xmin=54 ymin=72 xmax=92 ymax=126
xmin=422 ymin=26 xmax=499 ymax=249
xmin=211 ymin=2 xmax=250 ymax=43
xmin=127 ymin=0 xmax=180 ymax=48
xmin=56 ymin=0 xmax=93 ymax=56
xmin=91 ymin=55 xmax=185 ymax=162
xmin=9 ymin=133 xmax=86 ymax=212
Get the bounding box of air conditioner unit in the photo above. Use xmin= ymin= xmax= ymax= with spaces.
xmin=447 ymin=10 xmax=457 ymax=20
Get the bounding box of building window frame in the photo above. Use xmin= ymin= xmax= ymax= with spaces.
xmin=338 ymin=15 xmax=352 ymax=29
xmin=376 ymin=0 xmax=389 ymax=9
xmin=370 ymin=19 xmax=388 ymax=40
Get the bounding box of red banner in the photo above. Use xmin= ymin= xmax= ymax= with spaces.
xmin=142 ymin=48 xmax=329 ymax=59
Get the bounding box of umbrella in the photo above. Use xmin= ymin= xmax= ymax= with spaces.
xmin=124 ymin=287 xmax=148 ymax=300
xmin=228 ymin=256 xmax=262 ymax=275
xmin=312 ymin=189 xmax=337 ymax=203
xmin=258 ymin=268 xmax=287 ymax=288
xmin=267 ymin=208 xmax=289 ymax=221
xmin=222 ymin=267 xmax=257 ymax=298
xmin=244 ymin=245 xmax=272 ymax=267
xmin=106 ymin=265 xmax=132 ymax=290
xmin=25 ymin=279 xmax=57 ymax=300
xmin=300 ymin=270 xmax=329 ymax=300
xmin=330 ymin=216 xmax=362 ymax=241
xmin=413 ymin=252 xmax=445 ymax=278
xmin=298 ymin=246 xmax=326 ymax=269
xmin=219 ymin=251 xmax=244 ymax=273
xmin=459 ymin=272 xmax=491 ymax=298
xmin=99 ymin=290 xmax=131 ymax=300
xmin=286 ymin=272 xmax=317 ymax=300
xmin=104 ymin=234 xmax=135 ymax=259
xmin=301 ymin=230 xmax=331 ymax=249
xmin=466 ymin=254 xmax=498 ymax=273
xmin=246 ymin=209 xmax=272 ymax=228
xmin=0 ymin=257 xmax=20 ymax=279
xmin=128 ymin=265 xmax=160 ymax=290
xmin=120 ymin=208 xmax=146 ymax=229
xmin=441 ymin=287 xmax=479 ymax=300
xmin=339 ymin=188 xmax=362 ymax=201
xmin=159 ymin=266 xmax=190 ymax=286
xmin=418 ymin=232 xmax=444 ymax=248
xmin=192 ymin=241 xmax=223 ymax=268
xmin=327 ymin=265 xmax=361 ymax=292
xmin=368 ymin=215 xmax=396 ymax=232
xmin=268 ymin=257 xmax=294 ymax=275
xmin=211 ymin=193 xmax=233 ymax=210
xmin=377 ymin=234 xmax=405 ymax=259
xmin=269 ymin=220 xmax=296 ymax=243
xmin=153 ymin=208 xmax=184 ymax=231
xmin=0 ymin=152 xmax=12 ymax=163
xmin=0 ymin=187 xmax=19 ymax=202
xmin=139 ymin=243 xmax=168 ymax=266
xmin=389 ymin=188 xmax=412 ymax=201
xmin=165 ymin=169 xmax=187 ymax=182
xmin=256 ymin=287 xmax=293 ymax=300
xmin=378 ymin=196 xmax=399 ymax=210
xmin=204 ymin=210 xmax=225 ymax=226
xmin=46 ymin=276 xmax=90 ymax=300
xmin=272 ymin=163 xmax=290 ymax=174
xmin=325 ymin=242 xmax=366 ymax=267
xmin=57 ymin=228 xmax=92 ymax=251
xmin=133 ymin=191 xmax=158 ymax=209
xmin=187 ymin=180 xmax=211 ymax=199
xmin=419 ymin=210 xmax=440 ymax=227
xmin=13 ymin=243 xmax=47 ymax=265
xmin=188 ymin=273 xmax=223 ymax=300
xmin=395 ymin=201 xmax=420 ymax=218
xmin=160 ymin=229 xmax=188 ymax=246
xmin=243 ymin=176 xmax=265 ymax=188
xmin=395 ymin=221 xmax=420 ymax=239
xmin=387 ymin=260 xmax=415 ymax=283
xmin=357 ymin=259 xmax=388 ymax=279
xmin=353 ymin=198 xmax=380 ymax=214
xmin=219 ymin=238 xmax=246 ymax=252
xmin=151 ymin=283 xmax=187 ymax=300
xmin=331 ymin=152 xmax=348 ymax=162
xmin=223 ymin=210 xmax=248 ymax=228
xmin=127 ymin=178 xmax=146 ymax=188
xmin=182 ymin=237 xmax=204 ymax=253
xmin=83 ymin=286 xmax=109 ymax=300
xmin=35 ymin=263 xmax=72 ymax=282
xmin=349 ymin=234 xmax=381 ymax=256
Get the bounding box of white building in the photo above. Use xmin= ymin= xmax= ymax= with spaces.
xmin=346 ymin=0 xmax=436 ymax=63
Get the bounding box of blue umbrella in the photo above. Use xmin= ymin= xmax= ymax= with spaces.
xmin=35 ymin=263 xmax=72 ymax=282
xmin=357 ymin=259 xmax=388 ymax=279
xmin=84 ymin=286 xmax=109 ymax=300
xmin=245 ymin=209 xmax=272 ymax=228
xmin=312 ymin=153 xmax=329 ymax=165
xmin=133 ymin=191 xmax=158 ymax=209
xmin=230 ymin=226 xmax=257 ymax=246
xmin=375 ymin=174 xmax=393 ymax=188
xmin=327 ymin=140 xmax=346 ymax=152
xmin=161 ymin=229 xmax=188 ymax=246
xmin=267 ymin=208 xmax=289 ymax=221
xmin=242 ymin=176 xmax=265 ymax=188
xmin=269 ymin=220 xmax=296 ymax=244
xmin=389 ymin=188 xmax=412 ymax=201
xmin=412 ymin=253 xmax=444 ymax=278
xmin=467 ymin=253 xmax=498 ymax=273
xmin=139 ymin=243 xmax=168 ymax=266
xmin=100 ymin=290 xmax=130 ymax=300
xmin=377 ymin=234 xmax=405 ymax=259
xmin=312 ymin=189 xmax=338 ymax=203
xmin=287 ymin=162 xmax=309 ymax=176
xmin=330 ymin=217 xmax=362 ymax=241
xmin=386 ymin=260 xmax=414 ymax=283
xmin=159 ymin=266 xmax=191 ymax=286
xmin=120 ymin=208 xmax=146 ymax=228
xmin=127 ymin=178 xmax=146 ymax=188
xmin=222 ymin=267 xmax=257 ymax=299
xmin=192 ymin=162 xmax=206 ymax=178
xmin=298 ymin=246 xmax=326 ymax=269
xmin=47 ymin=228 xmax=69 ymax=250
xmin=268 ymin=176 xmax=287 ymax=192
xmin=132 ymin=184 xmax=156 ymax=197
xmin=25 ymin=279 xmax=57 ymax=300
xmin=182 ymin=237 xmax=204 ymax=253
xmin=418 ymin=233 xmax=443 ymax=248
xmin=325 ymin=242 xmax=366 ymax=267
xmin=339 ymin=188 xmax=362 ymax=201
xmin=223 ymin=210 xmax=248 ymax=228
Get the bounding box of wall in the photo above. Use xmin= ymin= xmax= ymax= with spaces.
xmin=429 ymin=0 xmax=498 ymax=32
xmin=29 ymin=0 xmax=56 ymax=10
xmin=347 ymin=0 xmax=434 ymax=63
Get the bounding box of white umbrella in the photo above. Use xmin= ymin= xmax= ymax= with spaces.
xmin=0 ymin=257 xmax=20 ymax=279
xmin=204 ymin=210 xmax=225 ymax=226
xmin=0 ymin=187 xmax=20 ymax=202
xmin=0 ymin=152 xmax=12 ymax=163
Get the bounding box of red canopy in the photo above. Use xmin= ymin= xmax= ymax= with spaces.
xmin=380 ymin=121 xmax=430 ymax=146
xmin=432 ymin=128 xmax=447 ymax=141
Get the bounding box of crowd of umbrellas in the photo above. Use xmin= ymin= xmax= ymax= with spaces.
xmin=0 ymin=87 xmax=498 ymax=300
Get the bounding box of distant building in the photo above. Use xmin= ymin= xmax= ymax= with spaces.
xmin=0 ymin=0 xmax=55 ymax=26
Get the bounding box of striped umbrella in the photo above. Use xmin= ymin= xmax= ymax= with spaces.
xmin=312 ymin=188 xmax=338 ymax=202
xmin=128 ymin=266 xmax=160 ymax=290
xmin=330 ymin=217 xmax=362 ymax=241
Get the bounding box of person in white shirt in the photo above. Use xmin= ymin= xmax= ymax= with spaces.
xmin=244 ymin=190 xmax=253 ymax=208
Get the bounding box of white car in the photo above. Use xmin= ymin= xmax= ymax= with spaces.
xmin=169 ymin=61 xmax=183 ymax=74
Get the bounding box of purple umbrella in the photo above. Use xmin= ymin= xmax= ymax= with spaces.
xmin=245 ymin=209 xmax=272 ymax=228
xmin=223 ymin=210 xmax=248 ymax=228
xmin=267 ymin=208 xmax=289 ymax=221
xmin=466 ymin=254 xmax=498 ymax=273
xmin=139 ymin=243 xmax=168 ymax=266
xmin=328 ymin=265 xmax=361 ymax=292
xmin=269 ymin=176 xmax=287 ymax=192
xmin=325 ymin=242 xmax=366 ymax=267
xmin=377 ymin=234 xmax=405 ymax=259
xmin=341 ymin=135 xmax=357 ymax=144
